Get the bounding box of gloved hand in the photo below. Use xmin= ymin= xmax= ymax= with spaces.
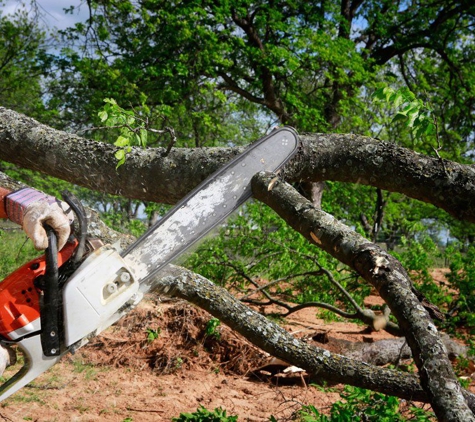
xmin=5 ymin=188 xmax=74 ymax=250
xmin=0 ymin=345 xmax=15 ymax=376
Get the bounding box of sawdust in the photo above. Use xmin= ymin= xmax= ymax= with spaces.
xmin=0 ymin=272 xmax=471 ymax=421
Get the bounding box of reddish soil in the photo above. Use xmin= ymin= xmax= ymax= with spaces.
xmin=0 ymin=282 xmax=470 ymax=422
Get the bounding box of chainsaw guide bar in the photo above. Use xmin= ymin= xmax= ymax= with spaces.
xmin=124 ymin=127 xmax=299 ymax=291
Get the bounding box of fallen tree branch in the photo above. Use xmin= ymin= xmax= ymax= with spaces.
xmin=1 ymin=108 xmax=475 ymax=223
xmin=313 ymin=333 xmax=468 ymax=367
xmin=251 ymin=171 xmax=475 ymax=422
xmin=152 ymin=265 xmax=475 ymax=412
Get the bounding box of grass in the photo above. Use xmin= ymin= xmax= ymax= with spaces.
xmin=71 ymin=358 xmax=98 ymax=381
xmin=0 ymin=226 xmax=39 ymax=279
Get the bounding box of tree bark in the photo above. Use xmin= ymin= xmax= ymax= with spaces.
xmin=1 ymin=108 xmax=474 ymax=223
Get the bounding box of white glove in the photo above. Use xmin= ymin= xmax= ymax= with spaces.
xmin=23 ymin=200 xmax=73 ymax=250
xmin=5 ymin=188 xmax=74 ymax=250
xmin=0 ymin=345 xmax=15 ymax=376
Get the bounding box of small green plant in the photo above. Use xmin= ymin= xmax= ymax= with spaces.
xmin=296 ymin=405 xmax=330 ymax=422
xmin=145 ymin=327 xmax=161 ymax=342
xmin=175 ymin=357 xmax=184 ymax=370
xmin=445 ymin=244 xmax=475 ymax=331
xmin=8 ymin=390 xmax=45 ymax=405
xmin=72 ymin=359 xmax=97 ymax=381
xmin=373 ymin=86 xmax=436 ymax=141
xmin=98 ymin=98 xmax=148 ymax=167
xmin=205 ymin=318 xmax=221 ymax=340
xmin=172 ymin=406 xmax=238 ymax=422
xmin=97 ymin=97 xmax=176 ymax=167
xmin=296 ymin=386 xmax=435 ymax=421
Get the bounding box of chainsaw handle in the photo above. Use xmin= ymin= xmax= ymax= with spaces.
xmin=0 ymin=335 xmax=62 ymax=402
xmin=39 ymin=225 xmax=61 ymax=356
xmin=0 ymin=227 xmax=66 ymax=401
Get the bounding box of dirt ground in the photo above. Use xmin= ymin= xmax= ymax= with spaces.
xmin=0 ymin=287 xmax=470 ymax=422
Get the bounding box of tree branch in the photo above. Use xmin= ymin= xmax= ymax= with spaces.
xmin=289 ymin=133 xmax=475 ymax=224
xmin=1 ymin=109 xmax=474 ymax=224
xmin=251 ymin=171 xmax=475 ymax=421
xmin=151 ymin=265 xmax=475 ymax=414
xmin=153 ymin=266 xmax=428 ymax=401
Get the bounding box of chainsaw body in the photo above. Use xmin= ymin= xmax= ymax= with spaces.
xmin=0 ymin=127 xmax=299 ymax=402
xmin=0 ymin=240 xmax=77 ymax=342
xmin=62 ymin=243 xmax=140 ymax=348
xmin=0 ymin=239 xmax=139 ymax=402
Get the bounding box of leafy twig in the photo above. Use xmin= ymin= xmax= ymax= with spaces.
xmin=82 ymin=98 xmax=177 ymax=166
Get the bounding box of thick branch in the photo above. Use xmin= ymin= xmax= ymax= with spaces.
xmin=290 ymin=133 xmax=475 ymax=223
xmin=0 ymin=107 xmax=242 ymax=205
xmin=251 ymin=172 xmax=474 ymax=422
xmin=1 ymin=109 xmax=474 ymax=224
xmin=153 ymin=266 xmax=428 ymax=401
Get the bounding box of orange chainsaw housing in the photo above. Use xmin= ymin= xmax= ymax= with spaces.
xmin=0 ymin=240 xmax=78 ymax=340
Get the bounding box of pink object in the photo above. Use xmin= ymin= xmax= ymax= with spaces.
xmin=5 ymin=188 xmax=55 ymax=226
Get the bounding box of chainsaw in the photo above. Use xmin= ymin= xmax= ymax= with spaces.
xmin=0 ymin=127 xmax=299 ymax=401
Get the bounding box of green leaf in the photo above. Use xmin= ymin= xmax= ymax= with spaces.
xmin=114 ymin=135 xmax=130 ymax=147
xmin=392 ymin=112 xmax=408 ymax=123
xmin=140 ymin=129 xmax=148 ymax=147
xmin=114 ymin=149 xmax=125 ymax=161
xmin=98 ymin=110 xmax=108 ymax=122
xmin=103 ymin=98 xmax=117 ymax=105
xmin=373 ymin=86 xmax=395 ymax=103
xmin=391 ymin=93 xmax=404 ymax=108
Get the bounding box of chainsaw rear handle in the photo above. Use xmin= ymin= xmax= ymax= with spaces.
xmin=0 ymin=225 xmax=69 ymax=402
xmin=39 ymin=225 xmax=61 ymax=356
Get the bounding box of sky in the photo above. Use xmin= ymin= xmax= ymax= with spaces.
xmin=3 ymin=0 xmax=88 ymax=30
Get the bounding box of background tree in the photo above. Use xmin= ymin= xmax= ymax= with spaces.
xmin=0 ymin=1 xmax=52 ymax=119
xmin=48 ymin=0 xmax=475 ymax=240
